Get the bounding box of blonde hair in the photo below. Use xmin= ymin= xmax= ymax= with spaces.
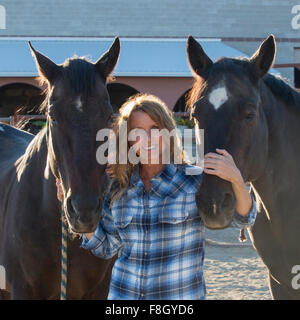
xmin=110 ymin=93 xmax=184 ymax=203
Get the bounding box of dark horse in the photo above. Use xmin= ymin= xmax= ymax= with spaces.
xmin=0 ymin=38 xmax=120 ymax=299
xmin=187 ymin=35 xmax=300 ymax=299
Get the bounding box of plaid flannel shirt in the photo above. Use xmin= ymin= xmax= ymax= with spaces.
xmin=81 ymin=163 xmax=257 ymax=300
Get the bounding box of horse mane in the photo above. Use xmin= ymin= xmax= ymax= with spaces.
xmin=186 ymin=77 xmax=206 ymax=110
xmin=263 ymin=73 xmax=300 ymax=107
xmin=187 ymin=56 xmax=300 ymax=112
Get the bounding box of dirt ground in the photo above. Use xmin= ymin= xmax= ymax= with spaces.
xmin=203 ymin=227 xmax=272 ymax=300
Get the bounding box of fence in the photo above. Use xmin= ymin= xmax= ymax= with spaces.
xmin=0 ymin=112 xmax=198 ymax=162
xmin=0 ymin=112 xmax=191 ymax=127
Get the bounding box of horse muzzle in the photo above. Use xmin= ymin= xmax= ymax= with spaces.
xmin=196 ymin=191 xmax=236 ymax=229
xmin=65 ymin=194 xmax=102 ymax=233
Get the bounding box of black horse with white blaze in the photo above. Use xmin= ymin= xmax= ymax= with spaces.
xmin=187 ymin=34 xmax=300 ymax=299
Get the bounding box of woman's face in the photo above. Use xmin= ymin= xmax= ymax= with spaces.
xmin=128 ymin=111 xmax=163 ymax=164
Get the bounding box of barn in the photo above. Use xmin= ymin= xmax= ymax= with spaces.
xmin=0 ymin=0 xmax=297 ymax=123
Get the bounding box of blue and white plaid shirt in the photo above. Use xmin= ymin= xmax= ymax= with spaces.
xmin=81 ymin=163 xmax=257 ymax=300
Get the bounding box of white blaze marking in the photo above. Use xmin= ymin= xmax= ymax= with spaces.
xmin=75 ymin=97 xmax=83 ymax=112
xmin=208 ymin=86 xmax=228 ymax=110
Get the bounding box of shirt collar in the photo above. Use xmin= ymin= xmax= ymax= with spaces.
xmin=128 ymin=163 xmax=179 ymax=199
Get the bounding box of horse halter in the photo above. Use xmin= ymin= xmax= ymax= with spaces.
xmin=44 ymin=117 xmax=61 ymax=181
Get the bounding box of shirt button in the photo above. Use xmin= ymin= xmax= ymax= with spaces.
xmin=144 ymin=252 xmax=148 ymax=256
xmin=141 ymin=293 xmax=144 ymax=297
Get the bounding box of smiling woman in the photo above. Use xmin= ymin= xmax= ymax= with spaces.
xmin=75 ymin=92 xmax=257 ymax=300
xmin=110 ymin=93 xmax=184 ymax=201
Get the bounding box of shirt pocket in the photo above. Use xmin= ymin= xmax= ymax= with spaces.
xmin=112 ymin=209 xmax=134 ymax=229
xmin=158 ymin=193 xmax=202 ymax=235
xmin=158 ymin=194 xmax=200 ymax=226
xmin=111 ymin=199 xmax=136 ymax=229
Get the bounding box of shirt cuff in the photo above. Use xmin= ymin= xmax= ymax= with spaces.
xmin=233 ymin=194 xmax=257 ymax=227
xmin=80 ymin=224 xmax=106 ymax=251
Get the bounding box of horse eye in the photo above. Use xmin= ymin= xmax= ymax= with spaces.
xmin=107 ymin=114 xmax=114 ymax=126
xmin=245 ymin=112 xmax=256 ymax=121
xmin=49 ymin=115 xmax=57 ymax=124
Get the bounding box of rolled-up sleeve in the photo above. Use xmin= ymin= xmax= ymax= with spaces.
xmin=232 ymin=184 xmax=257 ymax=228
xmin=80 ymin=198 xmax=122 ymax=259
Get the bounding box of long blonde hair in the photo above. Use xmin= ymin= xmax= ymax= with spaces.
xmin=110 ymin=93 xmax=184 ymax=203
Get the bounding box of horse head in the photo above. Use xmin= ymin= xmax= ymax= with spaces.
xmin=29 ymin=38 xmax=120 ymax=233
xmin=186 ymin=35 xmax=275 ymax=229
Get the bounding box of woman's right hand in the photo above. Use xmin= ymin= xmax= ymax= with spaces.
xmin=105 ymin=164 xmax=115 ymax=179
xmin=85 ymin=232 xmax=95 ymax=240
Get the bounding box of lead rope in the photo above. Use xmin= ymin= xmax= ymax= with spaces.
xmin=60 ymin=209 xmax=68 ymax=300
xmin=239 ymin=228 xmax=247 ymax=242
xmin=44 ymin=119 xmax=68 ymax=300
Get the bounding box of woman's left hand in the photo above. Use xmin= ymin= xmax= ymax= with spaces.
xmin=204 ymin=149 xmax=253 ymax=216
xmin=203 ymin=148 xmax=243 ymax=185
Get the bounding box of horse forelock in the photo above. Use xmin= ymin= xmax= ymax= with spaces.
xmin=62 ymin=56 xmax=97 ymax=97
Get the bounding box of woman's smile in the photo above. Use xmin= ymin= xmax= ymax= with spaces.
xmin=142 ymin=144 xmax=157 ymax=152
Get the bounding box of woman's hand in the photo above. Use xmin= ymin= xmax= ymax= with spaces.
xmin=203 ymin=148 xmax=243 ymax=185
xmin=105 ymin=164 xmax=115 ymax=179
xmin=56 ymin=178 xmax=64 ymax=202
xmin=85 ymin=233 xmax=95 ymax=240
xmin=203 ymin=148 xmax=252 ymax=216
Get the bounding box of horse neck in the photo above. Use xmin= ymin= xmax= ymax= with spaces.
xmin=253 ymin=80 xmax=300 ymax=205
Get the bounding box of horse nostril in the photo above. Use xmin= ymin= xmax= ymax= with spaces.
xmin=221 ymin=193 xmax=234 ymax=210
xmin=67 ymin=195 xmax=102 ymax=219
xmin=67 ymin=197 xmax=76 ymax=217
xmin=96 ymin=197 xmax=102 ymax=213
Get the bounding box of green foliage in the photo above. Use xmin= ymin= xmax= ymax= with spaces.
xmin=174 ymin=116 xmax=194 ymax=128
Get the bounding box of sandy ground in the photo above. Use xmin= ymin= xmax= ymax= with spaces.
xmin=203 ymin=227 xmax=272 ymax=300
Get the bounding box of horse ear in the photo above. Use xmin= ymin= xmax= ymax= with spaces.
xmin=28 ymin=41 xmax=61 ymax=83
xmin=249 ymin=35 xmax=276 ymax=79
xmin=187 ymin=35 xmax=213 ymax=78
xmin=95 ymin=37 xmax=120 ymax=79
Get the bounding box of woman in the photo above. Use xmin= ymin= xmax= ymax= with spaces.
xmin=57 ymin=94 xmax=257 ymax=300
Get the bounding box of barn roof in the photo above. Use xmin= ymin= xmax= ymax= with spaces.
xmin=0 ymin=37 xmax=280 ymax=77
